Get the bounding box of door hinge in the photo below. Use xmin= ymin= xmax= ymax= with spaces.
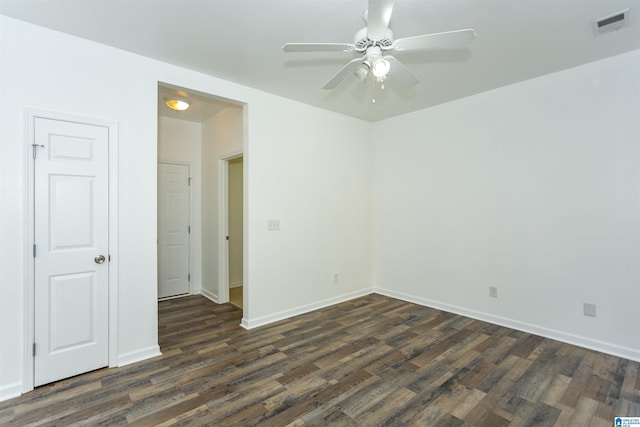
xmin=226 ymin=236 xmax=229 ymax=241
xmin=188 ymin=226 xmax=191 ymax=234
xmin=188 ymin=273 xmax=191 ymax=282
xmin=33 ymin=244 xmax=36 ymax=258
xmin=188 ymin=177 xmax=192 ymax=186
xmin=32 ymin=144 xmax=44 ymax=159
xmin=33 ymin=343 xmax=36 ymax=357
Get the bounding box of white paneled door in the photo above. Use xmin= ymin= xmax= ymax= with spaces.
xmin=33 ymin=117 xmax=109 ymax=387
xmin=158 ymin=163 xmax=190 ymax=298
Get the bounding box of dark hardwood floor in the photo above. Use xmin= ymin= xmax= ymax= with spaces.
xmin=1 ymin=294 xmax=639 ymax=426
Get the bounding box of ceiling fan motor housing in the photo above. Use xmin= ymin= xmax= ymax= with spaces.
xmin=354 ymin=27 xmax=393 ymax=51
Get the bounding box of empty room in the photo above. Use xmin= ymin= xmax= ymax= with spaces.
xmin=0 ymin=0 xmax=639 ymax=425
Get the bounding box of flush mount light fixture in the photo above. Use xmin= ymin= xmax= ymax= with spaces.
xmin=164 ymin=96 xmax=191 ymax=111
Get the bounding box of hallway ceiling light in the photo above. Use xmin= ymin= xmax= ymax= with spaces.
xmin=164 ymin=96 xmax=191 ymax=111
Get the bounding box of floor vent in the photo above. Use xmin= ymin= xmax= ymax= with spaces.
xmin=593 ymin=9 xmax=630 ymax=35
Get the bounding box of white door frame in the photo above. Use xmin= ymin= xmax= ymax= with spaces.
xmin=23 ymin=109 xmax=119 ymax=393
xmin=217 ymin=151 xmax=243 ymax=305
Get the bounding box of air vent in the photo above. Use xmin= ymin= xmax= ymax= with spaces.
xmin=593 ymin=9 xmax=630 ymax=35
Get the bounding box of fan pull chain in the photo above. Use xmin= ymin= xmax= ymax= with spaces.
xmin=372 ymin=74 xmax=376 ymax=103
xmin=372 ymin=78 xmax=385 ymax=104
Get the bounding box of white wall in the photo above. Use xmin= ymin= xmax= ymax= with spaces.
xmin=228 ymin=157 xmax=243 ymax=286
xmin=245 ymin=101 xmax=373 ymax=326
xmin=0 ymin=16 xmax=373 ymax=400
xmin=1 ymin=17 xmax=162 ymax=399
xmin=158 ymin=116 xmax=202 ymax=294
xmin=201 ymin=105 xmax=244 ymax=301
xmin=373 ymin=49 xmax=640 ymax=361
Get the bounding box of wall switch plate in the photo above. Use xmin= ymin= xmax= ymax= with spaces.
xmin=583 ymin=303 xmax=597 ymax=317
xmin=489 ymin=286 xmax=498 ymax=298
xmin=267 ymin=220 xmax=280 ymax=231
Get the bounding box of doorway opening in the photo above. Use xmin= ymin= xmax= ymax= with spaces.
xmin=156 ymin=82 xmax=246 ymax=313
xmin=224 ymin=156 xmax=243 ymax=309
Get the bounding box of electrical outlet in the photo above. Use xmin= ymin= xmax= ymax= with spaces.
xmin=489 ymin=286 xmax=498 ymax=298
xmin=583 ymin=303 xmax=597 ymax=317
xmin=333 ymin=273 xmax=339 ymax=284
xmin=267 ymin=220 xmax=280 ymax=231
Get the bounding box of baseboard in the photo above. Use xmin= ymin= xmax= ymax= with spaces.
xmin=199 ymin=288 xmax=218 ymax=303
xmin=0 ymin=381 xmax=22 ymax=403
xmin=117 ymin=345 xmax=162 ymax=367
xmin=158 ymin=294 xmax=189 ymax=301
xmin=229 ymin=282 xmax=243 ymax=289
xmin=374 ymin=287 xmax=640 ymax=363
xmin=241 ymin=288 xmax=373 ymax=330
xmin=240 ymin=317 xmax=250 ymax=330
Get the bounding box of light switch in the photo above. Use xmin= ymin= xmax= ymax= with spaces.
xmin=268 ymin=220 xmax=280 ymax=231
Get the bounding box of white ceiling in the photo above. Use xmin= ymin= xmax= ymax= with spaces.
xmin=2 ymin=0 xmax=639 ymax=122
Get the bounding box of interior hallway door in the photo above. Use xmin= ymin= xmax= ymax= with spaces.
xmin=33 ymin=117 xmax=110 ymax=386
xmin=158 ymin=163 xmax=190 ymax=298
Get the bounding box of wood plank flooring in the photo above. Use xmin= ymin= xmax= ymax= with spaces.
xmin=1 ymin=294 xmax=639 ymax=426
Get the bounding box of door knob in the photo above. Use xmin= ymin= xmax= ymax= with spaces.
xmin=94 ymin=255 xmax=106 ymax=264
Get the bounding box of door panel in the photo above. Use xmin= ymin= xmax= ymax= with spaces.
xmin=49 ymin=175 xmax=95 ymax=250
xmin=49 ymin=272 xmax=96 ymax=351
xmin=34 ymin=117 xmax=109 ymax=387
xmin=158 ymin=163 xmax=190 ymax=298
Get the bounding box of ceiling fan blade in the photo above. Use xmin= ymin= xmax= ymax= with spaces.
xmin=391 ymin=29 xmax=476 ymax=51
xmin=385 ymin=56 xmax=419 ymax=87
xmin=367 ymin=0 xmax=394 ymax=40
xmin=322 ymin=57 xmax=364 ymax=90
xmin=283 ymin=43 xmax=355 ymax=53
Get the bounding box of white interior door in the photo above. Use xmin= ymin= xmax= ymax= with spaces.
xmin=158 ymin=163 xmax=190 ymax=298
xmin=34 ymin=117 xmax=109 ymax=387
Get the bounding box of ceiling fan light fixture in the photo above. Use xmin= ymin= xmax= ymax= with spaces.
xmin=164 ymin=96 xmax=191 ymax=111
xmin=353 ymin=61 xmax=371 ymax=82
xmin=371 ymin=57 xmax=390 ymax=78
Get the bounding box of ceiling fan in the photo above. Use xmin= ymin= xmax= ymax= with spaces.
xmin=282 ymin=0 xmax=476 ymax=90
